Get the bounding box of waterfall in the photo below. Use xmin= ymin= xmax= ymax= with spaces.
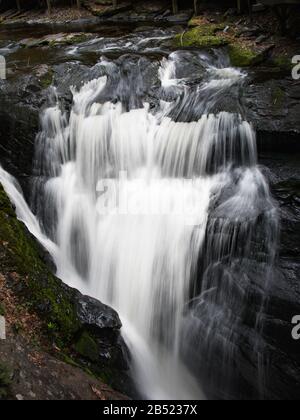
xmin=0 ymin=49 xmax=279 ymax=400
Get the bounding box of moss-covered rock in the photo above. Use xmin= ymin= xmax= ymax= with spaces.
xmin=74 ymin=331 xmax=99 ymax=362
xmin=173 ymin=26 xmax=227 ymax=49
xmin=39 ymin=69 xmax=54 ymax=89
xmin=228 ymin=44 xmax=265 ymax=67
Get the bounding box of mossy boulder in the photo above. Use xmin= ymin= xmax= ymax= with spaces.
xmin=74 ymin=332 xmax=99 ymax=363
xmin=228 ymin=44 xmax=265 ymax=67
xmin=174 ymin=22 xmax=273 ymax=68
xmin=173 ymin=26 xmax=227 ymax=49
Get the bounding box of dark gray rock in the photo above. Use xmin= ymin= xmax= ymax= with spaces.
xmin=242 ymin=75 xmax=300 ymax=152
xmin=75 ymin=294 xmax=122 ymax=331
xmin=0 ymin=75 xmax=47 ymax=198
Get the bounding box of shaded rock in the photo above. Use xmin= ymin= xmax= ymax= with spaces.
xmin=242 ymin=77 xmax=300 ymax=149
xmin=255 ymin=34 xmax=269 ymax=44
xmin=0 ymin=75 xmax=44 ymax=198
xmin=238 ymin=26 xmax=261 ymax=38
xmin=75 ymin=294 xmax=122 ymax=331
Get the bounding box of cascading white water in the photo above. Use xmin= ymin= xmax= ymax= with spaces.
xmin=0 ymin=49 xmax=278 ymax=400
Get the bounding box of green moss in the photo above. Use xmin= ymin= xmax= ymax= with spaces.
xmin=60 ymin=353 xmax=82 ymax=369
xmin=272 ymin=56 xmax=293 ymax=71
xmin=74 ymin=332 xmax=99 ymax=363
xmin=40 ymin=69 xmax=54 ymax=89
xmin=0 ymin=185 xmax=79 ymax=344
xmin=228 ymin=44 xmax=263 ymax=67
xmin=174 ymin=26 xmax=227 ymax=49
xmin=188 ymin=23 xmax=225 ymax=36
xmin=65 ymin=34 xmax=90 ymax=45
xmin=0 ymin=363 xmax=11 ymax=400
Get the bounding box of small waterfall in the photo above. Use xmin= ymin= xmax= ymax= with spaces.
xmin=1 ymin=49 xmax=279 ymax=400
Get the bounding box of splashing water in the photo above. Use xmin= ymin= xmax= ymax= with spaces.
xmin=0 ymin=50 xmax=278 ymax=400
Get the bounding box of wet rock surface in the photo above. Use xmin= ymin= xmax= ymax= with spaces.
xmin=75 ymin=294 xmax=122 ymax=331
xmin=0 ymin=75 xmax=47 ymax=197
xmin=243 ymin=75 xmax=300 ymax=151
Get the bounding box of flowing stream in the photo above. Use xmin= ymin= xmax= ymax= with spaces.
xmin=0 ymin=45 xmax=279 ymax=399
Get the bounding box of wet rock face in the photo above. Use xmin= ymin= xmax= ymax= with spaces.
xmin=75 ymin=294 xmax=122 ymax=331
xmin=0 ymin=75 xmax=46 ymax=198
xmin=73 ymin=294 xmax=130 ymax=380
xmin=242 ymin=75 xmax=300 ymax=152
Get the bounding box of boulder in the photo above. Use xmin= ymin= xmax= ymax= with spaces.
xmin=75 ymin=294 xmax=122 ymax=331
